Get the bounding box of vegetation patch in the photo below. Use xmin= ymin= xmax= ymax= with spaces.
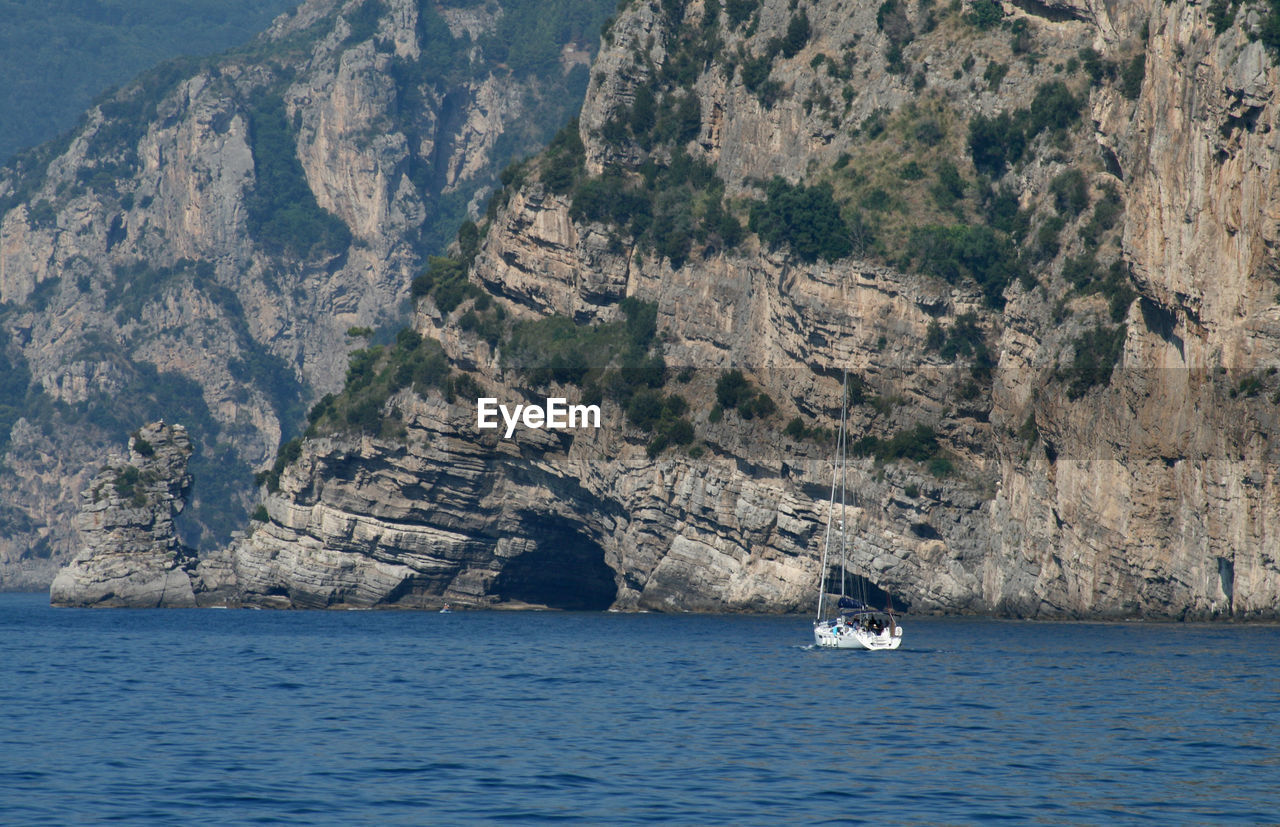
xmin=297 ymin=327 xmax=479 ymax=458
xmin=572 ymin=147 xmax=740 ymax=268
xmin=749 ymin=178 xmax=851 ymax=263
xmin=1263 ymin=1 xmax=1280 ymax=61
xmin=877 ymin=0 xmax=916 ymax=74
xmin=852 ymin=423 xmax=954 ymax=477
xmin=0 ymin=329 xmax=35 ymax=457
xmin=925 ymin=312 xmax=994 ymax=382
xmin=341 ymin=0 xmax=386 ymax=46
xmin=724 ymin=0 xmax=760 ymax=28
xmin=244 ymin=91 xmax=352 ymax=260
xmin=713 ymin=369 xmax=777 ymax=420
xmin=130 ymin=430 xmax=155 ymax=457
xmin=907 ymin=223 xmax=1023 ymax=309
xmin=256 ymin=435 xmax=303 ymax=494
xmin=965 ymin=0 xmax=1004 ymax=30
xmin=967 ymin=81 xmax=1083 ymax=178
xmin=412 ymin=255 xmax=485 ymax=315
xmin=112 ymin=464 xmax=148 ymax=507
xmin=505 ymin=297 xmax=656 ymax=387
xmin=504 ymin=298 xmax=694 ymax=456
xmin=385 ymin=0 xmax=610 ymax=255
xmin=1061 ymin=324 xmax=1126 ymax=399
xmin=1062 ymin=255 xmax=1136 ymax=322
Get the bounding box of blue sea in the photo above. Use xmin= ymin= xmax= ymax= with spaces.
xmin=1 ymin=593 xmax=1277 ymax=824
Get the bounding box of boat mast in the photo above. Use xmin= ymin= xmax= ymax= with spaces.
xmin=839 ymin=369 xmax=848 ymax=602
xmin=815 ymin=370 xmax=850 ymax=623
xmin=815 ymin=448 xmax=838 ymax=622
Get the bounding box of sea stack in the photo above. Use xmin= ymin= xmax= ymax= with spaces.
xmin=50 ymin=422 xmax=198 ymax=608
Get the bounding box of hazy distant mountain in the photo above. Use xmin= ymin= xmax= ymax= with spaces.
xmin=0 ymin=0 xmax=300 ymax=164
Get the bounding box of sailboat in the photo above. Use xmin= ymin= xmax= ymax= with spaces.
xmin=812 ymin=371 xmax=903 ymax=651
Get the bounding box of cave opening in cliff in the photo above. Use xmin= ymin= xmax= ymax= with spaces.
xmin=491 ymin=522 xmax=617 ymax=611
xmin=822 ymin=568 xmax=910 ymax=613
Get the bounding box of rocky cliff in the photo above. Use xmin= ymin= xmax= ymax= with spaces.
xmin=1 ymin=0 xmax=612 ymax=588
xmin=54 ymin=0 xmax=1280 ymax=618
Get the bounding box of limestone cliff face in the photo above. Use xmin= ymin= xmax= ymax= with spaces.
xmin=225 ymin=362 xmax=990 ymax=612
xmin=1 ymin=0 xmax=606 ymax=588
xmin=985 ymin=0 xmax=1280 ymax=618
xmin=51 ymin=0 xmax=1280 ymax=617
xmin=50 ymin=422 xmax=201 ymax=607
xmin=219 ymin=0 xmax=1280 ymax=618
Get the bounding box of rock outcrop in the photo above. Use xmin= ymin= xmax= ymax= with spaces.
xmin=50 ymin=422 xmax=201 ymax=607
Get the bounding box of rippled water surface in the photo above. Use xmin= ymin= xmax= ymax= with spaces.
xmin=1 ymin=593 xmax=1277 ymax=823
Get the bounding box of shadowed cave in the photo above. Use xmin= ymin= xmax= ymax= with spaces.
xmin=490 ymin=521 xmax=617 ymax=611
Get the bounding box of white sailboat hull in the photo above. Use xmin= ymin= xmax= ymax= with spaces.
xmin=813 ymin=621 xmax=903 ymax=650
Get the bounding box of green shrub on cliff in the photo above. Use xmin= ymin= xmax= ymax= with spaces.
xmin=299 ymin=328 xmax=474 ymax=446
xmin=907 ymin=223 xmax=1022 ymax=309
xmin=411 ymin=255 xmax=482 ymax=314
xmin=245 ymin=92 xmax=351 ymax=260
xmin=342 ymin=0 xmax=387 ymax=45
xmin=713 ymin=369 xmax=776 ymax=420
xmin=542 ymin=118 xmax=586 ymax=194
xmin=779 ymin=11 xmax=811 ymax=59
xmin=967 ymin=82 xmax=1082 ymax=177
xmin=724 ymin=0 xmax=759 ymax=27
xmin=1062 ymin=324 xmax=1126 ymax=399
xmin=749 ymin=177 xmax=852 ymax=263
xmin=1050 ymin=168 xmax=1090 ymax=217
xmin=502 ymin=297 xmax=693 ymax=452
xmin=851 ymin=423 xmax=954 ymax=476
xmin=505 ymin=297 xmax=659 ymax=390
xmin=1263 ymin=1 xmax=1280 ymax=59
xmin=0 ymin=331 xmax=35 ymax=456
xmin=1120 ymin=54 xmax=1145 ymax=100
xmin=570 ymin=148 xmax=739 ymax=267
xmin=966 ymin=0 xmax=1003 ymax=30
xmin=926 ymin=312 xmax=995 ymax=381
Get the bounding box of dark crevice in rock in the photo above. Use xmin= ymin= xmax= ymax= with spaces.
xmin=910 ymin=521 xmax=941 ymax=539
xmin=1140 ymin=297 xmax=1183 ymax=359
xmin=1100 ymin=145 xmax=1123 ymax=180
xmin=1219 ymin=105 xmax=1263 ymax=138
xmin=1217 ymin=556 xmax=1234 ymax=613
xmin=1007 ymin=0 xmax=1090 ymax=23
